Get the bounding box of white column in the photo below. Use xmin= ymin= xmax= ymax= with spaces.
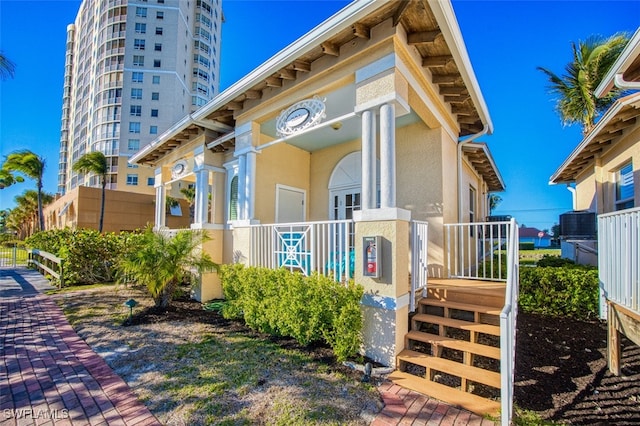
xmin=237 ymin=154 xmax=247 ymax=220
xmin=246 ymin=150 xmax=257 ymax=220
xmin=380 ymin=103 xmax=396 ymax=209
xmin=194 ymin=168 xmax=210 ymax=225
xmin=154 ymin=183 xmax=166 ymax=229
xmin=361 ymin=109 xmax=377 ymax=210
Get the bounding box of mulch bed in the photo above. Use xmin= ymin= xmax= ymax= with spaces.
xmin=126 ymin=295 xmax=640 ymax=424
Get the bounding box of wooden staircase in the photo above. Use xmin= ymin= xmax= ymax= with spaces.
xmin=389 ymin=279 xmax=505 ymax=416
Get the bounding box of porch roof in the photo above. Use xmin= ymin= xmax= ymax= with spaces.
xmin=549 ymin=93 xmax=640 ymax=184
xmin=130 ymin=0 xmax=492 ymax=167
xmin=462 ymin=142 xmax=505 ymax=192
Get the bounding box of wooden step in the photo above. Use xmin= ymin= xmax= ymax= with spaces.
xmin=412 ymin=313 xmax=501 ymax=336
xmin=387 ymin=370 xmax=501 ymax=416
xmin=397 ymin=349 xmax=501 ymax=389
xmin=419 ymin=298 xmax=502 ymax=316
xmin=406 ymin=330 xmax=501 ymax=360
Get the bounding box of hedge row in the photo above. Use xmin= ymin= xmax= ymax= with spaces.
xmin=519 ymin=265 xmax=599 ymax=320
xmin=219 ymin=264 xmax=363 ymax=361
xmin=25 ymin=229 xmax=145 ymax=286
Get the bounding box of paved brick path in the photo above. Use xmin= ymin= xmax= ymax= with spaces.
xmin=371 ymin=381 xmax=495 ymax=426
xmin=0 ymin=268 xmax=159 ymax=426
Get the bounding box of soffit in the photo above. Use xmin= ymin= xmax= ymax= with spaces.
xmin=462 ymin=143 xmax=505 ymax=192
xmin=134 ymin=0 xmax=485 ymax=165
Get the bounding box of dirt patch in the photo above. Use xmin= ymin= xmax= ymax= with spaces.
xmin=515 ymin=312 xmax=640 ymax=425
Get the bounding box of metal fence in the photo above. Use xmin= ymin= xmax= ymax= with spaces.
xmin=0 ymin=246 xmax=28 ymax=268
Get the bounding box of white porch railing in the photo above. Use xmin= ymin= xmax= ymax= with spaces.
xmin=249 ymin=220 xmax=355 ymax=282
xmin=410 ymin=220 xmax=429 ymax=312
xmin=598 ymin=207 xmax=640 ymax=319
xmin=445 ymin=220 xmax=514 ymax=281
xmin=499 ymin=217 xmax=519 ymax=426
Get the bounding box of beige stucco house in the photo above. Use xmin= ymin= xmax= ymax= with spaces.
xmin=550 ymin=28 xmax=640 ymax=378
xmin=130 ymin=0 xmax=517 ymax=420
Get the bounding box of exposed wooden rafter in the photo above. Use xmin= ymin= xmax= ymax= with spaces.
xmin=422 ymin=55 xmax=453 ymax=68
xmin=279 ymin=69 xmax=297 ymax=80
xmin=265 ymin=77 xmax=283 ymax=87
xmin=392 ymin=0 xmax=410 ymax=26
xmin=352 ymin=23 xmax=370 ymax=39
xmin=292 ymin=61 xmax=311 ymax=72
xmin=439 ymin=86 xmax=467 ymax=95
xmin=244 ymin=90 xmax=262 ymax=100
xmin=407 ymin=30 xmax=441 ymax=45
xmin=227 ymin=101 xmax=243 ymax=111
xmin=432 ymin=74 xmax=459 ymax=84
xmin=321 ymin=42 xmax=339 ymax=57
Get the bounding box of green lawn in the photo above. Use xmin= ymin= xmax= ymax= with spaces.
xmin=519 ymin=248 xmax=561 ymax=266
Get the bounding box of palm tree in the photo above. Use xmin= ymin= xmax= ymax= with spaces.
xmin=73 ymin=151 xmax=108 ymax=232
xmin=488 ymin=194 xmax=502 ymax=215
xmin=2 ymin=150 xmax=46 ymax=231
xmin=537 ymin=33 xmax=629 ymax=135
xmin=119 ymin=228 xmax=217 ymax=308
xmin=0 ymin=52 xmax=16 ymax=80
xmin=9 ymin=190 xmax=53 ymax=238
xmin=0 ymin=169 xmax=23 ymax=189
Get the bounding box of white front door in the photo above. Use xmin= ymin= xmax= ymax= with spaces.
xmin=331 ymin=188 xmax=361 ymax=220
xmin=276 ymin=185 xmax=306 ymax=223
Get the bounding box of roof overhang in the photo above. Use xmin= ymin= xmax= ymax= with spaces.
xmin=131 ymin=0 xmax=493 ymax=166
xmin=549 ymin=93 xmax=640 ymax=185
xmin=462 ymin=142 xmax=505 ymax=192
xmin=595 ymin=28 xmax=640 ymax=98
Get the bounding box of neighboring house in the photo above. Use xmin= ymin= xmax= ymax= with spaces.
xmin=550 ymin=28 xmax=640 ymax=376
xmin=42 ymin=186 xmax=190 ymax=233
xmin=518 ymin=226 xmax=551 ymax=248
xmin=130 ymin=1 xmax=518 ymax=422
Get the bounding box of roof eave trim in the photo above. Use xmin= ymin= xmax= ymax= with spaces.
xmin=595 ymin=28 xmax=640 ymax=98
xmin=129 ymin=114 xmax=196 ymax=164
xmin=549 ymin=95 xmax=638 ymax=184
xmin=467 ymin=142 xmax=506 ymax=191
xmin=191 ymin=0 xmax=380 ymax=123
xmin=428 ymin=0 xmax=493 ymax=134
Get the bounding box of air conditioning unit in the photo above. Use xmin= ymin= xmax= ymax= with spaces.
xmin=559 ymin=211 xmax=596 ymax=239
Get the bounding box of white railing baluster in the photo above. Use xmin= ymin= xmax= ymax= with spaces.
xmin=599 ymin=207 xmax=640 ymax=319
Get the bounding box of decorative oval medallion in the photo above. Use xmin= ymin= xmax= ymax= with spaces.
xmin=276 ymin=97 xmax=326 ymax=136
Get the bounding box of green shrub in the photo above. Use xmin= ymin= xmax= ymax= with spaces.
xmin=536 ymin=254 xmax=575 ymax=268
xmin=519 ymin=266 xmax=599 ymax=320
xmin=519 ymin=242 xmax=535 ymax=250
xmin=25 ymin=228 xmax=145 ymax=286
xmin=219 ymin=264 xmax=363 ymax=361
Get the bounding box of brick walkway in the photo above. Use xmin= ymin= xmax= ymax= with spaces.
xmin=371 ymin=379 xmax=496 ymax=426
xmin=0 ymin=268 xmax=159 ymax=426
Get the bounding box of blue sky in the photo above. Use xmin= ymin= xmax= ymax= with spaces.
xmin=1 ymin=0 xmax=639 ymax=232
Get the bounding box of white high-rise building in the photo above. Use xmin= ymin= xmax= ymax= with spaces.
xmin=58 ymin=0 xmax=222 ymax=195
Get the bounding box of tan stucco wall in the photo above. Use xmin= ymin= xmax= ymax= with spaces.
xmin=43 ymin=185 xmax=190 ymax=233
xmin=254 ymin=142 xmax=311 ymax=224
xmin=575 ymin=124 xmax=640 ymax=214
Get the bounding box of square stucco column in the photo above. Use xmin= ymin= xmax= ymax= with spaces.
xmin=191 ymin=228 xmax=225 ymax=302
xmin=354 ymin=212 xmax=411 ymax=367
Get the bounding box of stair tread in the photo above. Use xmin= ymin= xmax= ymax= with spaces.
xmin=420 ymin=298 xmax=502 ymax=315
xmin=387 ymin=370 xmax=501 ymax=416
xmin=397 ymin=349 xmax=501 ymax=389
xmin=406 ymin=330 xmax=501 ymax=359
xmin=413 ymin=313 xmax=501 ymax=336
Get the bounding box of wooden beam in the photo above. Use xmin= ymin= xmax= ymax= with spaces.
xmin=392 ymin=0 xmax=410 ymax=26
xmin=616 ymin=107 xmax=640 ymax=122
xmin=227 ymin=101 xmax=243 ymax=111
xmin=265 ymin=77 xmax=282 ymax=87
xmin=445 ymin=96 xmax=468 ymax=103
xmin=292 ymin=61 xmax=311 ymax=72
xmin=244 ymin=90 xmax=261 ymax=100
xmin=352 ymin=23 xmax=370 ymax=39
xmin=209 ymin=109 xmax=234 ymax=119
xmin=407 ymin=30 xmax=441 ymax=45
xmin=452 ymin=106 xmax=474 ymax=115
xmin=458 ymin=117 xmax=480 ymax=124
xmin=433 ymin=74 xmax=459 ymax=84
xmin=440 ymin=86 xmax=467 ymax=95
xmin=321 ymin=42 xmax=339 ymax=57
xmin=423 ymin=55 xmax=453 ymax=68
xmin=279 ymin=69 xmax=297 ymax=80
xmin=606 ymin=117 xmax=636 ymax=133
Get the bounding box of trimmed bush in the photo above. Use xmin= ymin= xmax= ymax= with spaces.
xmin=536 ymin=254 xmax=575 ymax=268
xmin=25 ymin=228 xmax=145 ymax=286
xmin=519 ymin=266 xmax=599 ymax=320
xmin=519 ymin=242 xmax=535 ymax=250
xmin=219 ymin=264 xmax=363 ymax=361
